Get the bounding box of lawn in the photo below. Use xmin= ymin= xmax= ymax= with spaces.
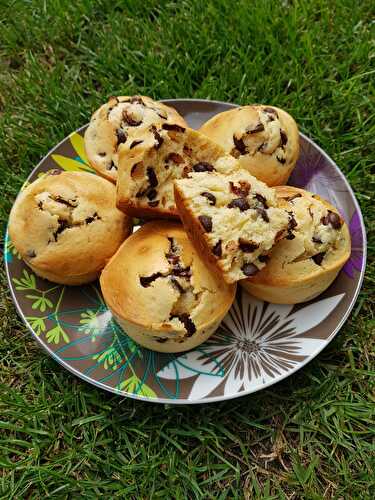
xmin=0 ymin=0 xmax=374 ymax=498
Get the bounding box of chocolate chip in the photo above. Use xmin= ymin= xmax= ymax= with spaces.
xmin=37 ymin=201 xmax=43 ymax=209
xmin=212 ymin=240 xmax=222 ymax=257
xmin=171 ymin=313 xmax=196 ymax=337
xmin=172 ymin=266 xmax=191 ymax=278
xmin=233 ymin=135 xmax=247 ymax=155
xmin=239 ymin=239 xmax=259 ymax=253
xmin=52 ymin=195 xmax=77 ymax=208
xmin=275 ymin=229 xmax=285 ymax=241
xmin=230 ymin=181 xmax=250 ymax=197
xmin=26 ymin=250 xmax=36 ymax=258
xmin=280 ymin=130 xmax=288 ymax=147
xmin=146 ymin=189 xmax=157 ymax=200
xmin=247 ymin=122 xmax=264 ymax=134
xmin=167 ymin=237 xmax=178 ymax=254
xmin=257 ymin=208 xmax=269 ymax=222
xmin=183 ymin=145 xmax=193 ymax=157
xmin=165 ymin=152 xmax=184 ymax=164
xmin=170 ymin=277 xmax=185 ymax=294
xmin=147 ymin=167 xmax=158 ymax=187
xmin=312 ymin=236 xmax=322 ymax=244
xmin=286 ymin=233 xmax=295 ymax=240
xmin=148 ymin=200 xmax=159 ymax=207
xmin=198 ymin=215 xmax=212 ymax=232
xmin=258 ymin=254 xmax=270 ymax=263
xmin=107 ymin=160 xmax=117 ymax=171
xmin=254 ymin=193 xmax=268 ymax=208
xmin=156 ymin=337 xmax=168 ymax=343
xmin=288 ymin=212 xmax=298 ymax=231
xmin=227 ymin=198 xmax=250 ymax=211
xmin=130 ymin=140 xmax=143 ymax=149
xmin=116 ymin=128 xmax=127 ymax=144
xmin=53 ymin=219 xmax=68 ymax=241
xmin=85 ymin=212 xmax=100 ymax=224
xmin=122 ymin=110 xmax=142 ymax=127
xmin=98 ymin=152 xmax=107 ymax=157
xmin=263 ymin=107 xmax=279 ymax=119
xmin=193 ymin=162 xmax=214 ymax=172
xmin=286 ymin=193 xmax=302 ymax=202
xmin=129 ymin=96 xmax=144 ymax=105
xmin=276 ymin=156 xmax=286 ymax=164
xmin=150 ymin=125 xmax=164 ymax=149
xmin=201 ymin=192 xmax=216 ymax=205
xmin=130 ymin=162 xmax=141 ymax=176
xmin=308 ymin=207 xmax=314 ymax=219
xmin=327 ymin=211 xmax=342 ymax=230
xmin=161 ymin=123 xmax=186 ymax=133
xmin=242 ymin=263 xmax=259 ymax=277
xmin=311 ymin=252 xmax=325 ymax=266
xmin=140 ymin=272 xmax=164 ymax=287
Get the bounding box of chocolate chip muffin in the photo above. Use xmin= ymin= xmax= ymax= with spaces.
xmin=84 ymin=95 xmax=187 ymax=182
xmin=241 ymin=186 xmax=351 ymax=303
xmin=116 ymin=124 xmax=239 ymax=218
xmin=100 ymin=221 xmax=236 ymax=353
xmin=174 ymin=170 xmax=289 ymax=284
xmin=8 ymin=171 xmax=132 ymax=285
xmin=199 ymin=105 xmax=299 ymax=186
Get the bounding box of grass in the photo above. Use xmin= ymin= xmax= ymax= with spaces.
xmin=0 ymin=0 xmax=374 ymax=497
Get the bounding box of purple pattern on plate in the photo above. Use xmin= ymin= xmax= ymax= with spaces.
xmin=343 ymin=211 xmax=364 ymax=279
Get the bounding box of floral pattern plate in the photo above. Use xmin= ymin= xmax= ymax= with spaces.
xmin=5 ymin=99 xmax=366 ymax=404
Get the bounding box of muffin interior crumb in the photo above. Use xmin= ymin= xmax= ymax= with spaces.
xmin=176 ymin=170 xmax=289 ymax=282
xmin=121 ymin=126 xmax=238 ymax=212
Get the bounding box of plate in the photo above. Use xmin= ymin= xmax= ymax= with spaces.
xmin=5 ymin=99 xmax=366 ymax=404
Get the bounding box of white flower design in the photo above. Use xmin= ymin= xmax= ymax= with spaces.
xmin=157 ymin=290 xmax=345 ymax=400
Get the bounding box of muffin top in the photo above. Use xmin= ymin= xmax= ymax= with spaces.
xmin=100 ymin=221 xmax=236 ymax=340
xmin=84 ymin=96 xmax=187 ymax=182
xmin=248 ymin=186 xmax=351 ymax=285
xmin=9 ymin=170 xmax=131 ymax=277
xmin=199 ymin=105 xmax=299 ymax=186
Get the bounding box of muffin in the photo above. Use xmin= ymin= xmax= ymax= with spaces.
xmin=100 ymin=221 xmax=236 ymax=353
xmin=116 ymin=124 xmax=239 ymax=218
xmin=8 ymin=171 xmax=132 ymax=285
xmin=241 ymin=186 xmax=351 ymax=304
xmin=199 ymin=105 xmax=299 ymax=186
xmin=174 ymin=169 xmax=289 ymax=284
xmin=84 ymin=95 xmax=187 ymax=183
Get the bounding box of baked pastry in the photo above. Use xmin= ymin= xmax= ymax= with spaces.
xmin=116 ymin=124 xmax=239 ymax=218
xmin=84 ymin=95 xmax=187 ymax=182
xmin=174 ymin=169 xmax=289 ymax=284
xmin=100 ymin=221 xmax=236 ymax=353
xmin=8 ymin=171 xmax=132 ymax=285
xmin=241 ymin=186 xmax=351 ymax=304
xmin=199 ymin=105 xmax=299 ymax=186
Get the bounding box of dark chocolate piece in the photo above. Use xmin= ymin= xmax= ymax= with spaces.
xmin=161 ymin=123 xmax=186 ymax=133
xmin=116 ymin=128 xmax=127 ymax=144
xmin=311 ymin=252 xmax=325 ymax=266
xmin=201 ymin=192 xmax=216 ymax=205
xmin=192 ymin=162 xmax=214 ymax=172
xmin=238 ymin=239 xmax=259 ymax=253
xmin=198 ymin=215 xmax=213 ymax=232
xmin=212 ymin=240 xmax=222 ymax=257
xmin=130 ymin=139 xmax=143 ymax=149
xmin=230 ymin=181 xmax=250 ymax=197
xmin=227 ymin=198 xmax=250 ymax=211
xmin=233 ymin=135 xmax=247 ymax=155
xmin=242 ymin=263 xmax=259 ymax=277
xmin=146 ymin=167 xmax=158 ymax=187
xmin=257 ymin=208 xmax=269 ymax=222
xmin=139 ymin=272 xmax=164 ymax=287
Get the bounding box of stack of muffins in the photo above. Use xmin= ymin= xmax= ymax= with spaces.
xmin=9 ymin=96 xmax=351 ymax=352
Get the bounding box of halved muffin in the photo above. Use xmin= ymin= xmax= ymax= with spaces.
xmin=199 ymin=105 xmax=299 ymax=186
xmin=240 ymin=186 xmax=351 ymax=303
xmin=100 ymin=221 xmax=236 ymax=353
xmin=174 ymin=169 xmax=289 ymax=284
xmin=116 ymin=124 xmax=239 ymax=218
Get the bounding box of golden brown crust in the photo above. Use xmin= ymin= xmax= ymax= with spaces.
xmin=100 ymin=221 xmax=236 ymax=352
xmin=9 ymin=171 xmax=132 ymax=285
xmin=240 ymin=186 xmax=351 ymax=303
xmin=116 ymin=125 xmax=240 ymax=219
xmin=199 ymin=105 xmax=300 ymax=186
